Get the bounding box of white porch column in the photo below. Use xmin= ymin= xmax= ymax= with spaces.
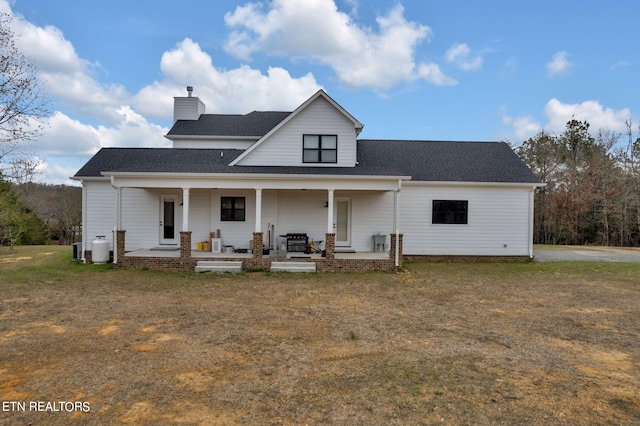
xmin=182 ymin=187 xmax=190 ymax=231
xmin=255 ymin=188 xmax=262 ymax=233
xmin=326 ymin=189 xmax=334 ymax=233
xmin=115 ymin=186 xmax=123 ymax=230
xmin=394 ymin=181 xmax=401 ymax=267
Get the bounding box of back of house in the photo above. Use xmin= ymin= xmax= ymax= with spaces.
xmin=73 ymin=88 xmax=542 ymax=270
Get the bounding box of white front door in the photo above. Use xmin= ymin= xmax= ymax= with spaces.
xmin=160 ymin=195 xmax=178 ymax=245
xmin=334 ymin=198 xmax=351 ymax=247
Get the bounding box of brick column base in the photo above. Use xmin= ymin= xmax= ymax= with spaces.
xmin=116 ymin=230 xmax=126 ymax=266
xmin=325 ymin=233 xmax=335 ymax=259
xmin=180 ymin=231 xmax=192 ymax=269
xmin=252 ymin=232 xmax=263 ymax=258
xmin=389 ymin=233 xmax=404 ymax=267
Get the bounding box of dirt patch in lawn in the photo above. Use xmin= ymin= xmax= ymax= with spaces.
xmin=1 ymin=248 xmax=639 ymax=425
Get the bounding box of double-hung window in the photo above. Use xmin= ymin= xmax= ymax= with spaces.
xmin=432 ymin=200 xmax=468 ymax=224
xmin=221 ymin=197 xmax=245 ymax=221
xmin=303 ymin=134 xmax=337 ymax=163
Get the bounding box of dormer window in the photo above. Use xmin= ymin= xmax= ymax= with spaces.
xmin=303 ymin=134 xmax=337 ymax=163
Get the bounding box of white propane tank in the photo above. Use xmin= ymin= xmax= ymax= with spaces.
xmin=92 ymin=236 xmax=110 ymax=264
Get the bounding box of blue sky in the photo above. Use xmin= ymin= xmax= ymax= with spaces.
xmin=4 ymin=0 xmax=638 ymax=184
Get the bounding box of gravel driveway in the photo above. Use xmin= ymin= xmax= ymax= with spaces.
xmin=534 ymin=246 xmax=640 ymax=262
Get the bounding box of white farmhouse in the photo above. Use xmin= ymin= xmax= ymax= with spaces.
xmin=73 ymin=88 xmax=543 ymax=271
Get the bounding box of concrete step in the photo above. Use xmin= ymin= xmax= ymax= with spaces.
xmin=270 ymin=261 xmax=316 ymax=273
xmin=195 ymin=260 xmax=243 ymax=273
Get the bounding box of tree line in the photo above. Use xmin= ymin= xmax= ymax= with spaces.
xmin=0 ymin=181 xmax=81 ymax=249
xmin=516 ymin=119 xmax=640 ymax=246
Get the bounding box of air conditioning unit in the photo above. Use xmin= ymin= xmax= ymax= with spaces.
xmin=72 ymin=242 xmax=83 ymax=261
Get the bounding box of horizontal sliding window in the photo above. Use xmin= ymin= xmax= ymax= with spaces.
xmin=432 ymin=200 xmax=468 ymax=225
xmin=303 ymin=134 xmax=337 ymax=163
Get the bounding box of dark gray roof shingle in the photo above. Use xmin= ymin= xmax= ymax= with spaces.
xmin=74 ymin=140 xmax=540 ymax=184
xmin=357 ymin=140 xmax=540 ymax=183
xmin=166 ymin=111 xmax=291 ymax=137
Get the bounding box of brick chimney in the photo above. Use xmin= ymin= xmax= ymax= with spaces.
xmin=173 ymin=86 xmax=206 ymax=122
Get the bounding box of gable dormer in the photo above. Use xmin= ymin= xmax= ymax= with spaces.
xmin=230 ymin=90 xmax=364 ymax=167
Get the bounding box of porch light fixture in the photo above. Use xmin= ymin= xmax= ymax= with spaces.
xmin=324 ymin=201 xmax=328 ymax=208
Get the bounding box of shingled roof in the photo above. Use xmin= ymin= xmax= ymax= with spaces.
xmin=74 ymin=140 xmax=540 ymax=184
xmin=166 ymin=111 xmax=291 ymax=137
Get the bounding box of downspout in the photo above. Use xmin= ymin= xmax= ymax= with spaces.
xmin=394 ymin=179 xmax=402 ymax=268
xmin=81 ymin=180 xmax=87 ymax=263
xmin=110 ymin=175 xmax=121 ymax=265
xmin=528 ymin=186 xmax=535 ymax=259
xmin=113 ymin=226 xmax=118 ymax=265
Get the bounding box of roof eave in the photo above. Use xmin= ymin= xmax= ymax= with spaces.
xmin=164 ymin=134 xmax=260 ymax=141
xmin=404 ymin=180 xmax=545 ymax=188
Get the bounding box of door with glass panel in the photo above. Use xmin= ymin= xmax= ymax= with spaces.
xmin=160 ymin=195 xmax=178 ymax=245
xmin=333 ymin=198 xmax=351 ymax=247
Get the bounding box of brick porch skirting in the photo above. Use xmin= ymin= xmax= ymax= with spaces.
xmin=116 ymin=256 xmax=398 ymax=272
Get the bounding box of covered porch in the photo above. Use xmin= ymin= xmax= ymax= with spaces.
xmin=116 ymin=232 xmax=403 ymax=272
xmin=107 ymin=172 xmax=408 ymax=271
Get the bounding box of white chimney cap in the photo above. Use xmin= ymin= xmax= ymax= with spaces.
xmin=186 ymin=86 xmax=193 ymax=97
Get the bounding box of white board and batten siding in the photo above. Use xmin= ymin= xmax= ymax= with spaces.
xmin=401 ymin=184 xmax=533 ymax=256
xmin=235 ymin=97 xmax=357 ymax=167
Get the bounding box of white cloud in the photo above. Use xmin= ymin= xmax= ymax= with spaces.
xmin=609 ymin=60 xmax=629 ymax=71
xmin=444 ymin=43 xmax=482 ymax=71
xmin=546 ymin=51 xmax=572 ymax=78
xmin=40 ymin=162 xmax=82 ymax=186
xmin=416 ymin=63 xmax=457 ymax=86
xmin=30 ymin=109 xmax=168 ymax=184
xmin=224 ymin=0 xmax=454 ymax=89
xmin=502 ymin=99 xmax=634 ymax=142
xmin=500 ymin=107 xmax=541 ymax=141
xmin=2 ymin=0 xmax=325 ymax=184
xmin=134 ymin=38 xmax=322 ymax=119
xmin=7 ymin=5 xmax=130 ymax=125
xmin=543 ymin=98 xmax=632 ymax=134
xmin=39 ymin=109 xmax=169 ymax=156
xmin=37 ymin=112 xmax=101 ymax=157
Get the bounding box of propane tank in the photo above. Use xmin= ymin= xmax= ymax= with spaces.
xmin=92 ymin=236 xmax=110 ymax=264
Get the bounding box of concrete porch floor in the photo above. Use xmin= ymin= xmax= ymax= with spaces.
xmin=123 ymin=249 xmax=390 ymax=260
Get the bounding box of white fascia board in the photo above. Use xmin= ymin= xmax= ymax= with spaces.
xmin=164 ymin=134 xmax=259 ymax=141
xmin=104 ymin=171 xmax=411 ymax=191
xmin=404 ymin=180 xmax=546 ymax=189
xmin=229 ymin=90 xmax=363 ymax=166
xmin=70 ymin=176 xmax=109 ymax=182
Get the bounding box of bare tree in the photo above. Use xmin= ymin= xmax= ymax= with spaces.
xmin=0 ymin=12 xmax=50 ymax=180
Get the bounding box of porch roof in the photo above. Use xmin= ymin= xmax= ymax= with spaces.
xmin=73 ymin=147 xmax=407 ymax=180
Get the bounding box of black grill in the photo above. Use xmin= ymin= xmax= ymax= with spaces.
xmin=283 ymin=233 xmax=308 ymax=252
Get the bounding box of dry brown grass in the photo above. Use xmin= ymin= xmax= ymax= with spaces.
xmin=1 ymin=246 xmax=639 ymax=425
